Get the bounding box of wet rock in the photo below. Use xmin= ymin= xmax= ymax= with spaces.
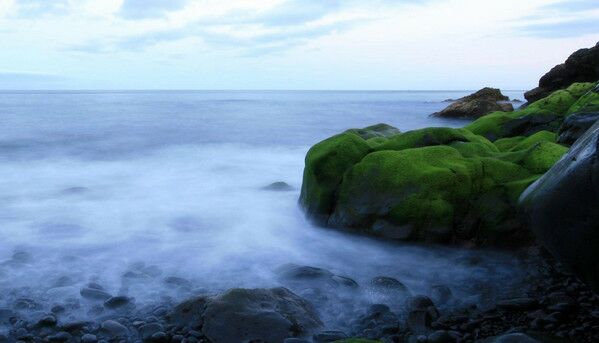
xmin=80 ymin=287 xmax=112 ymax=301
xmin=284 ymin=338 xmax=311 ymax=343
xmin=166 ymin=296 xmax=208 ymax=328
xmin=276 ymin=264 xmax=358 ymax=290
xmin=81 ymin=333 xmax=98 ymax=343
xmin=0 ymin=308 xmax=13 ymax=324
xmin=163 ymin=276 xmax=192 ymax=288
xmin=37 ymin=314 xmax=57 ymax=327
xmin=313 ymin=330 xmax=348 ymax=342
xmin=370 ymin=276 xmax=408 ymax=292
xmin=139 ymin=323 xmax=164 ymax=342
xmin=262 ymin=181 xmax=294 ymax=191
xmin=202 ymin=287 xmax=322 ymax=343
xmin=428 ymin=330 xmax=456 ymax=343
xmin=48 ymin=331 xmax=72 ymax=342
xmin=104 ymin=296 xmax=133 ymax=309
xmin=407 ymin=296 xmax=439 ymax=335
xmin=520 ymin=120 xmax=599 ymax=291
xmin=430 ymin=285 xmax=452 ymax=305
xmin=557 ymin=111 xmax=599 ymax=145
xmin=100 ymin=320 xmax=129 ymax=338
xmin=496 ymin=298 xmax=538 ymax=311
xmin=488 ymin=332 xmax=540 ymax=343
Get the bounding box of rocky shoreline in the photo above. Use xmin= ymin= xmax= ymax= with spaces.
xmin=1 ymin=247 xmax=598 ymax=343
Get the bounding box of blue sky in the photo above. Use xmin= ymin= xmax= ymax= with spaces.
xmin=0 ymin=0 xmax=598 ymax=90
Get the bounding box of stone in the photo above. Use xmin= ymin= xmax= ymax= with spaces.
xmin=557 ymin=112 xmax=599 ymax=145
xmin=48 ymin=331 xmax=72 ymax=342
xmin=139 ymin=323 xmax=164 ymax=342
xmin=432 ymin=88 xmax=513 ymax=119
xmin=201 ymin=287 xmax=322 ymax=343
xmin=525 ymin=41 xmax=599 ymax=102
xmin=262 ymin=181 xmax=294 ymax=191
xmin=313 ymin=330 xmax=348 ymax=342
xmin=80 ymin=287 xmax=112 ymax=301
xmin=166 ymin=296 xmax=208 ymax=328
xmin=370 ymin=276 xmax=408 ymax=292
xmin=496 ymin=298 xmax=539 ymax=311
xmin=488 ymin=333 xmax=540 ymax=343
xmin=104 ymin=296 xmax=133 ymax=309
xmin=520 ymin=120 xmax=599 ymax=291
xmin=100 ymin=320 xmax=129 ymax=338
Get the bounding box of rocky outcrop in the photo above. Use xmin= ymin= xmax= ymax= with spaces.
xmin=524 ymin=42 xmax=599 ymax=103
xmin=520 ymin=120 xmax=599 ymax=291
xmin=432 ymin=87 xmax=513 ymax=119
xmin=299 ymin=82 xmax=599 ymax=247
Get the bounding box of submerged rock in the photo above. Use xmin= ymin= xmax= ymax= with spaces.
xmin=524 ymin=41 xmax=599 ymax=103
xmin=520 ymin=120 xmax=599 ymax=291
xmin=202 ymin=287 xmax=322 ymax=343
xmin=262 ymin=181 xmax=294 ymax=191
xmin=432 ymin=88 xmax=513 ymax=119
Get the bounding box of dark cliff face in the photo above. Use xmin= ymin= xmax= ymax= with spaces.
xmin=524 ymin=42 xmax=599 ymax=103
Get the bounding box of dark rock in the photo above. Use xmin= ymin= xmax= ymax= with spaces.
xmin=496 ymin=298 xmax=538 ymax=311
xmin=498 ymin=113 xmax=561 ymax=140
xmin=313 ymin=330 xmax=348 ymax=342
xmin=139 ymin=323 xmax=164 ymax=342
xmin=488 ymin=332 xmax=540 ymax=343
xmin=432 ymin=88 xmax=513 ymax=118
xmin=284 ymin=339 xmax=311 ymax=343
xmin=163 ymin=276 xmax=192 ymax=288
xmin=430 ymin=285 xmax=452 ymax=305
xmin=201 ymin=287 xmax=322 ymax=343
xmin=0 ymin=308 xmax=13 ymax=324
xmin=37 ymin=314 xmax=57 ymax=326
xmin=48 ymin=331 xmax=72 ymax=342
xmin=525 ymin=41 xmax=599 ymax=102
xmin=276 ymin=264 xmax=358 ymax=289
xmin=407 ymin=296 xmax=439 ymax=335
xmin=262 ymin=181 xmax=294 ymax=191
xmin=80 ymin=287 xmax=112 ymax=301
xmin=370 ymin=276 xmax=408 ymax=292
xmin=557 ymin=112 xmax=599 ymax=145
xmin=150 ymin=332 xmax=168 ymax=343
xmin=428 ymin=330 xmax=456 ymax=343
xmin=81 ymin=334 xmax=98 ymax=343
xmin=520 ymin=120 xmax=599 ymax=291
xmin=104 ymin=296 xmax=133 ymax=309
xmin=100 ymin=320 xmax=129 ymax=338
xmin=166 ymin=296 xmax=208 ymax=328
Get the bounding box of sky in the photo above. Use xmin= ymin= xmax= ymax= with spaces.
xmin=0 ymin=0 xmax=598 ymax=90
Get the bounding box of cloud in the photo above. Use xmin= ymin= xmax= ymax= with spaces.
xmin=14 ymin=0 xmax=70 ymax=17
xmin=257 ymin=0 xmax=342 ymax=26
xmin=118 ymin=0 xmax=189 ymax=19
xmin=513 ymin=0 xmax=599 ymax=38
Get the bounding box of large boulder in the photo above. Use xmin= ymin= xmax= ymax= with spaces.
xmin=299 ymin=123 xmax=568 ymax=246
xmin=202 ymin=287 xmax=323 ymax=343
xmin=432 ymin=87 xmax=513 ymax=119
xmin=524 ymin=41 xmax=599 ymax=103
xmin=520 ymin=120 xmax=599 ymax=291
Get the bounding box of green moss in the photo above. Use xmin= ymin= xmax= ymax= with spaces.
xmin=374 ymin=127 xmax=496 ymax=152
xmin=345 ymin=123 xmax=400 ymax=139
xmin=520 ymin=141 xmax=568 ymax=174
xmin=299 ymin=132 xmax=371 ymax=223
xmin=504 ymin=175 xmax=541 ymax=202
xmin=509 ymin=130 xmax=557 ymax=151
xmin=524 ymin=82 xmax=595 ymax=115
xmin=466 ymin=111 xmax=517 ymax=138
xmin=494 ymin=136 xmax=525 ymax=152
xmin=567 ymin=82 xmax=599 ymax=114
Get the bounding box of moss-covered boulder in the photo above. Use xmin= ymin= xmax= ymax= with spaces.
xmin=298 ymin=84 xmax=585 ymax=247
xmin=466 ymin=82 xmax=597 ymax=141
xmin=299 ymin=132 xmax=373 ymax=225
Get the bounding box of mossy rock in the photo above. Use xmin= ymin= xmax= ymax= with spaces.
xmin=466 ymin=82 xmax=596 ymax=141
xmin=374 ymin=126 xmax=497 ymax=152
xmin=328 ymin=146 xmax=532 ymax=244
xmin=299 ymin=132 xmax=371 ymax=224
xmin=567 ymin=83 xmax=599 ymax=114
xmin=346 ymin=123 xmax=401 ymax=140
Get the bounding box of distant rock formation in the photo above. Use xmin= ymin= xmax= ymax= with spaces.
xmin=432 ymin=87 xmax=513 ymax=119
xmin=524 ymin=41 xmax=599 ymax=103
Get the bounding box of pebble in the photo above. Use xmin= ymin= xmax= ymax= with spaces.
xmin=104 ymin=296 xmax=133 ymax=309
xmin=313 ymin=330 xmax=348 ymax=342
xmin=48 ymin=331 xmax=72 ymax=342
xmin=496 ymin=298 xmax=538 ymax=311
xmin=81 ymin=333 xmax=98 ymax=343
xmin=101 ymin=320 xmax=129 ymax=337
xmin=80 ymin=287 xmax=112 ymax=301
xmin=139 ymin=323 xmax=164 ymax=342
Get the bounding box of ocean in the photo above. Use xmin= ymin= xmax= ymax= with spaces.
xmin=0 ymin=90 xmax=529 ymax=327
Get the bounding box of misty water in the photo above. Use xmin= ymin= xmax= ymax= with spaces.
xmin=0 ymin=90 xmax=530 ymax=329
